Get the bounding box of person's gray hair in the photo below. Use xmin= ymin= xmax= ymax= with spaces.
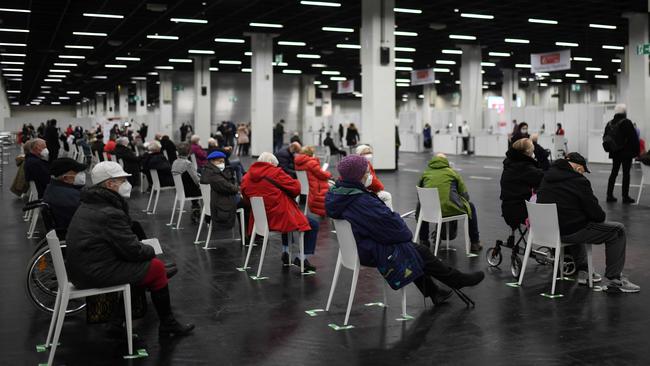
xmin=355 ymin=144 xmax=372 ymax=155
xmin=22 ymin=140 xmax=33 ymax=155
xmin=207 ymin=138 xmax=218 ymax=147
xmin=148 ymin=140 xmax=162 ymax=152
xmin=177 ymin=142 xmax=190 ymax=156
xmin=257 ymin=152 xmax=279 ymax=166
xmin=116 ymin=137 xmax=129 ymax=146
xmin=190 ymin=134 xmax=200 ymax=144
xmin=614 ymin=103 xmax=627 ymax=115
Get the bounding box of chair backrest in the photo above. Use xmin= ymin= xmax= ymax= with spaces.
xmin=296 ymin=170 xmax=310 ymax=195
xmin=118 ymin=158 xmax=124 ymax=168
xmin=250 ymin=197 xmax=269 ymax=236
xmin=150 ymin=169 xmax=162 ymax=189
xmin=163 ymin=150 xmax=169 ymax=160
xmin=525 ymin=201 xmax=561 ymax=247
xmin=190 ymin=154 xmax=198 ymax=170
xmin=45 ymin=230 xmax=68 ymax=289
xmin=416 ymin=186 xmax=442 ymax=223
xmin=28 ymin=181 xmax=37 ymax=200
xmin=172 ymin=174 xmax=186 ymax=200
xmin=641 ymin=164 xmax=650 ymax=185
xmin=110 ymin=154 xmax=117 ymax=163
xmin=200 ymin=183 xmax=211 ymax=216
xmin=332 ymin=219 xmax=360 ymax=270
xmin=321 ymin=162 xmax=329 ymax=172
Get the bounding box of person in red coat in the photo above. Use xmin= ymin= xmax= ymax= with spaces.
xmin=294 ymin=146 xmax=332 ymax=217
xmin=355 ymin=145 xmax=393 ymax=210
xmin=240 ymin=152 xmax=320 ymax=272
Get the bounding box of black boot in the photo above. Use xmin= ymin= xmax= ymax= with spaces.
xmin=150 ymin=286 xmax=195 ymax=338
xmin=443 ymin=271 xmax=485 ymax=290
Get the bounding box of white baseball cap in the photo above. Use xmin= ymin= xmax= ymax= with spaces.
xmin=91 ymin=161 xmax=131 ymax=185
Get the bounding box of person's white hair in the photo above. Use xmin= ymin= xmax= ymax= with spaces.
xmin=355 ymin=144 xmax=372 ymax=155
xmin=257 ymin=152 xmax=279 ymax=166
xmin=148 ymin=140 xmax=161 ymax=152
xmin=190 ymin=134 xmax=200 ymax=144
xmin=207 ymin=137 xmax=218 ymax=147
xmin=116 ymin=137 xmax=129 ymax=146
xmin=614 ymin=103 xmax=627 ymax=115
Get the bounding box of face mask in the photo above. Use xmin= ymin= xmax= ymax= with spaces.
xmin=73 ymin=173 xmax=86 ymax=186
xmin=364 ymin=173 xmax=373 ymax=187
xmin=364 ymin=154 xmax=373 ymax=162
xmin=216 ymin=163 xmax=226 ymax=171
xmin=520 ymin=129 xmax=528 ymax=134
xmin=40 ymin=148 xmax=49 ymax=160
xmin=118 ymin=181 xmax=132 ymax=198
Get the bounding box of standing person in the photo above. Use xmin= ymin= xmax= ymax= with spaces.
xmin=461 ymin=121 xmax=471 ymax=154
xmin=113 ymin=137 xmax=140 ymax=187
xmin=44 ymin=119 xmax=60 ymax=162
xmin=556 ymin=123 xmax=565 ymax=136
xmin=604 ymin=104 xmax=640 ymax=203
xmin=237 ymin=124 xmax=250 ymax=156
xmin=273 ymin=119 xmax=285 ymax=153
xmin=423 ymin=123 xmax=432 ymax=149
xmin=179 ymin=123 xmax=188 ymax=142
xmin=160 ymin=135 xmax=178 ymax=163
xmin=345 ymin=123 xmax=360 ymax=152
xmin=510 ymin=122 xmax=530 ymax=147
xmin=323 ymin=132 xmax=346 ymax=157
xmin=338 ymin=123 xmax=344 ymax=145
xmin=138 ymin=123 xmax=148 ymax=141
xmin=91 ymin=134 xmax=105 ymax=162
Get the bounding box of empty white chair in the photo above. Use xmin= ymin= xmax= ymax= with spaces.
xmin=190 ymin=154 xmax=198 ymax=170
xmin=412 ymin=186 xmax=471 ymax=257
xmin=634 ymin=163 xmax=650 ymax=205
xmin=167 ymin=174 xmax=203 ymax=229
xmin=242 ymin=197 xmax=305 ymax=277
xmin=42 ymin=230 xmax=134 ymax=366
xmin=326 ymin=219 xmax=408 ymax=326
xmin=194 ymin=184 xmax=245 ymax=249
xmin=518 ymin=201 xmax=594 ymax=297
xmin=27 ymin=181 xmax=40 ymax=238
xmin=296 ymin=170 xmax=310 ymax=215
xmin=143 ymin=170 xmax=174 ymax=214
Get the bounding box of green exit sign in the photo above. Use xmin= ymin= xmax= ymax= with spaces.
xmin=636 ymin=43 xmax=650 ymax=55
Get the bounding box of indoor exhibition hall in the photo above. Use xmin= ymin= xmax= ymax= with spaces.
xmin=2 ymin=0 xmax=650 ymax=365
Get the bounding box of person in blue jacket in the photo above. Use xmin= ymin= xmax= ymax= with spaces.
xmin=325 ymin=155 xmax=484 ymax=305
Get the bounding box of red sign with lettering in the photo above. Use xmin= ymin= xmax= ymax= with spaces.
xmin=541 ymin=53 xmax=560 ymax=65
xmin=416 ymin=70 xmax=429 ymax=79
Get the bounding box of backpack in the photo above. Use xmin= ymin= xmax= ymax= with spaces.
xmin=603 ymin=119 xmax=625 ymax=153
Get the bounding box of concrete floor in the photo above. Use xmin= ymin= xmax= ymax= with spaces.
xmin=2 ymin=148 xmax=650 ymax=365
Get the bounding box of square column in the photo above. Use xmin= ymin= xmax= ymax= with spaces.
xmin=135 ymin=81 xmax=147 ymax=116
xmin=193 ymin=56 xmax=212 ymax=144
xmin=501 ymin=69 xmax=518 ymax=123
xmin=361 ymin=0 xmax=396 ymax=170
xmin=249 ymin=33 xmax=275 ymax=156
xmin=117 ymin=84 xmax=128 ymax=119
xmin=106 ymin=91 xmax=115 ymax=118
xmin=96 ymin=94 xmax=105 ymax=117
xmin=460 ymin=45 xmax=483 ymax=132
xmin=159 ymin=71 xmax=173 ymax=137
xmin=623 ymin=12 xmax=650 ymax=141
xmin=422 ymin=84 xmax=436 ymax=127
xmin=299 ymin=75 xmax=316 ymax=142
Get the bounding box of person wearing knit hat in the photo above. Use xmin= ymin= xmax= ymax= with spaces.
xmin=354 ymin=145 xmax=393 ymax=210
xmin=42 ymin=157 xmax=87 ymax=230
xmin=326 ymin=155 xmax=484 ymax=306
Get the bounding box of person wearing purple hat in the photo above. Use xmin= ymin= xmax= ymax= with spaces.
xmin=325 ymin=155 xmax=484 ymax=305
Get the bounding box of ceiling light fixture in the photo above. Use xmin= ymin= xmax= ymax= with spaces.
xmin=585 ymin=67 xmax=602 ymax=71
xmin=214 ymin=38 xmax=245 ymax=43
xmin=147 ymin=34 xmax=179 ymax=40
xmin=116 ymin=56 xmax=140 ymax=61
xmin=147 ymin=72 xmax=159 ymax=75
xmin=565 ymin=73 xmax=580 ymax=77
xmin=515 ymin=64 xmax=531 ymax=68
xmin=0 ymin=28 xmax=29 ymax=33
xmin=168 ymin=58 xmax=192 ymax=63
xmin=436 ymin=60 xmax=456 ymax=65
xmin=188 ymin=49 xmax=215 ymax=54
xmin=65 ymin=45 xmax=94 ymax=49
xmin=282 ymin=69 xmax=302 ymax=74
xmin=0 ymin=42 xmax=27 ymax=47
xmin=58 ymin=55 xmax=85 ymax=59
xmin=394 ymin=7 xmax=422 ymax=14
xmin=395 ymin=47 xmax=416 ymax=52
xmin=296 ymin=54 xmax=320 ymax=59
xmin=442 ymin=49 xmax=462 ymax=54
xmin=330 ymin=76 xmax=346 ymax=81
xmin=433 ymin=68 xmax=451 ymax=72
xmin=311 ymin=63 xmax=327 ymax=67
xmin=322 ymin=26 xmax=354 ymax=32
xmin=1 ymin=61 xmax=24 ymax=65
xmin=244 ymin=52 xmax=253 ymax=56
xmin=73 ymin=31 xmax=107 ymax=37
xmin=49 ymin=69 xmax=70 ymax=73
xmin=47 ymin=74 xmax=66 ymax=78
xmin=105 ymin=64 xmax=127 ymax=68
xmin=576 ymin=80 xmax=588 ymax=83
xmin=589 ymin=23 xmax=616 ymax=30
xmin=3 ymin=73 xmax=22 ymax=77
xmin=241 ymin=68 xmax=252 ymax=73
xmin=209 ymin=67 xmax=219 ymax=72
xmin=611 ymin=58 xmax=621 ymax=63
xmin=170 ymin=18 xmax=208 ymax=24
xmin=395 ymin=66 xmax=413 ymax=71
xmin=155 ymin=66 xmax=174 ymax=70
xmin=54 ymin=63 xmax=77 ymax=67
xmin=394 ymin=31 xmax=418 ymax=36
xmin=595 ymin=75 xmax=609 ymax=79
xmin=278 ymin=41 xmax=306 ymax=46
xmin=460 ymin=13 xmax=494 ymax=19
xmin=300 ymin=1 xmax=341 ymax=7
xmin=67 ymin=91 xmax=80 ymax=94
xmin=2 ymin=68 xmax=22 ymax=72
xmin=556 ymin=41 xmax=579 ymax=47
xmin=336 ymin=44 xmax=361 ymax=49
xmin=481 ymin=62 xmax=496 ymax=66
xmin=602 ymin=45 xmax=624 ymax=50
xmin=395 ymin=58 xmax=413 ymax=63
xmin=551 ymin=79 xmax=563 ymax=82
xmin=528 ymin=18 xmax=557 ymax=24
xmin=44 ymin=79 xmax=62 ymax=82
xmin=322 ymin=70 xmax=340 ymax=75
xmin=83 ymin=13 xmax=123 ymax=19
xmin=505 ymin=38 xmax=529 ymax=44
xmin=572 ymin=57 xmax=592 ymax=62
xmin=0 ymin=53 xmax=26 ymax=57
xmin=449 ymin=34 xmax=476 ymax=40
xmin=0 ymin=8 xmax=31 ymax=13
xmin=249 ymin=22 xmax=283 ymax=28
xmin=219 ymin=60 xmax=242 ymax=65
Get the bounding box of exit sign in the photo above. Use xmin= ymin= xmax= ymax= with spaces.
xmin=636 ymin=43 xmax=650 ymax=55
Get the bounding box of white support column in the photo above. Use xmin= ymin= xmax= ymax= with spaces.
xmin=76 ymin=103 xmax=82 ymax=118
xmin=361 ymin=0 xmax=396 ymax=170
xmin=89 ymin=99 xmax=96 ymax=117
xmin=422 ymin=84 xmax=435 ymax=127
xmin=106 ymin=91 xmax=115 ymax=118
xmin=624 ymin=12 xmax=650 ymax=141
xmin=249 ymin=33 xmax=275 ymax=156
xmin=501 ymin=69 xmax=518 ymax=121
xmin=193 ymin=56 xmax=212 ymax=144
xmin=460 ymin=45 xmax=483 ymax=132
xmin=159 ymin=72 xmax=173 ymax=137
xmin=117 ymin=84 xmax=128 ymax=119
xmin=96 ymin=93 xmax=105 ymax=117
xmin=299 ymin=75 xmax=316 ymax=142
xmin=135 ymin=81 xmax=147 ymax=117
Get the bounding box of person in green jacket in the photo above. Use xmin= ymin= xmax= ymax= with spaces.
xmin=417 ymin=153 xmax=482 ymax=252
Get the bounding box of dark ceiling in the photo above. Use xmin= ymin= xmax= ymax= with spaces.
xmin=0 ymin=0 xmax=646 ymax=106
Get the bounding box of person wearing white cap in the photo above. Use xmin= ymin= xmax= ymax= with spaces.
xmin=65 ymin=161 xmax=195 ymax=337
xmin=355 ymin=144 xmax=393 ymax=210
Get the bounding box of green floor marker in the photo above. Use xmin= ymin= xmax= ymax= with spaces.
xmin=467 ymin=253 xmax=479 ymax=258
xmin=505 ymin=282 xmax=520 ymax=288
xmin=301 ymin=271 xmax=317 ymax=276
xmin=305 ymin=309 xmax=325 ymax=317
xmin=123 ymin=348 xmax=148 ymax=359
xmin=364 ymin=302 xmax=387 ymax=307
xmin=396 ymin=314 xmax=415 ymax=321
xmin=328 ymin=323 xmax=354 ymax=331
xmin=235 ymin=267 xmax=250 ymax=272
xmin=540 ymin=292 xmax=564 ymax=299
xmin=250 ymin=275 xmax=269 ymax=280
xmin=36 ymin=343 xmax=59 ymax=352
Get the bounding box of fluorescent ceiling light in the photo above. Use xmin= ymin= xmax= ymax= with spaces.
xmin=47 ymin=74 xmax=66 ymax=78
xmin=0 ymin=53 xmax=26 ymax=57
xmin=394 ymin=31 xmax=418 ymax=36
xmin=51 ymin=101 xmax=60 ymax=105
xmin=589 ymin=23 xmax=616 ymax=30
xmin=105 ymin=64 xmax=127 ymax=68
xmin=311 ymin=63 xmax=327 ymax=68
xmin=576 ymin=80 xmax=588 ymax=83
xmin=435 ymin=60 xmax=456 ymax=65
xmin=318 ymin=85 xmax=328 ymax=88
xmin=449 ymin=34 xmax=476 ymax=40
xmin=73 ymin=31 xmax=107 ymax=37
xmin=611 ymin=58 xmax=621 ymax=63
xmin=442 ymin=49 xmax=462 ymax=54
xmin=155 ymin=66 xmax=174 ymax=70
xmin=214 ymin=38 xmax=244 ymax=43
xmin=6 ymin=90 xmax=20 ymax=93
xmin=595 ymin=75 xmax=609 ymax=79
xmin=322 ymin=26 xmax=353 ymax=33
xmin=461 ymin=13 xmax=494 ymax=19
xmin=147 ymin=72 xmax=159 ymax=75
xmin=536 ymin=72 xmax=550 ymax=76
xmin=188 ymin=49 xmax=215 ymax=54
xmin=433 ymin=68 xmax=450 ymax=73
xmin=565 ymin=73 xmax=580 ymax=77
xmin=54 ymin=63 xmax=77 ymax=67
xmin=3 ymin=73 xmax=22 ymax=77
xmin=58 ymin=55 xmax=85 ymax=59
xmin=147 ymin=34 xmax=179 ymax=40
xmin=1 ymin=61 xmax=24 ymax=65
xmin=116 ymin=56 xmax=140 ymax=61
xmin=322 ymin=70 xmax=340 ymax=75
xmin=396 ymin=83 xmax=410 ymax=87
xmin=249 ymin=22 xmax=283 ymax=28
xmin=169 ymin=58 xmax=192 ymax=63
xmin=297 ymin=54 xmax=320 ymax=59
xmin=395 ymin=58 xmax=413 ymax=63
xmin=300 ymin=1 xmax=341 ymax=7
xmin=131 ymin=76 xmax=147 ymax=80
xmin=44 ymin=79 xmax=62 ymax=82
xmin=394 ymin=7 xmax=422 ymax=14
xmin=41 ymin=86 xmax=52 ymax=89
xmin=528 ymin=18 xmax=557 ymax=24
xmin=65 ymin=45 xmax=93 ymax=49
xmin=209 ymin=67 xmax=219 ymax=72
xmin=59 ymin=96 xmax=70 ymax=99
xmin=8 ymin=78 xmax=22 ymax=81
xmin=170 ymin=18 xmax=208 ymax=24
xmin=395 ymin=47 xmax=416 ymax=52
xmin=272 ymin=62 xmax=288 ymax=66
xmin=278 ymin=41 xmax=306 ymax=46
xmin=556 ymin=42 xmax=579 ymax=47
xmin=219 ymin=60 xmax=242 ymax=65
xmin=395 ymin=66 xmax=413 ymax=71
xmin=573 ymin=57 xmax=592 ymax=62
xmin=481 ymin=62 xmax=496 ymax=67
xmin=585 ymin=67 xmax=602 ymax=71
xmin=0 ymin=28 xmax=29 ymax=33
xmin=505 ymin=38 xmax=529 ymax=44
xmin=0 ymin=8 xmax=31 ymax=13
xmin=515 ymin=64 xmax=531 ymax=68
xmin=83 ymin=13 xmax=123 ymax=19
xmin=244 ymin=51 xmax=253 ymax=56
xmin=336 ymin=44 xmax=360 ymax=49
xmin=602 ymin=45 xmax=624 ymax=50
xmin=539 ymin=83 xmax=549 ymax=87
xmin=49 ymin=69 xmax=70 ymax=73
xmin=241 ymin=68 xmax=252 ymax=73
xmin=2 ymin=68 xmax=22 ymax=72
xmin=67 ymin=91 xmax=80 ymax=94
xmin=283 ymin=69 xmax=302 ymax=74
xmin=330 ymin=76 xmax=346 ymax=81
xmin=313 ymin=80 xmax=321 ymax=85
xmin=396 ymin=78 xmax=410 ymax=83
xmin=0 ymin=42 xmax=27 ymax=47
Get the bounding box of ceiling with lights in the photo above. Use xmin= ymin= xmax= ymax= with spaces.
xmin=0 ymin=0 xmax=646 ymax=106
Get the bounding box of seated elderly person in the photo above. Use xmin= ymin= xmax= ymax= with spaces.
xmin=355 ymin=145 xmax=393 ymax=210
xmin=172 ymin=142 xmax=202 ymax=223
xmin=24 ymin=138 xmax=51 ymax=198
xmin=91 ymin=134 xmax=105 ymax=161
xmin=113 ymin=137 xmax=140 ymax=187
xmin=276 ymin=141 xmax=301 ymax=179
xmin=42 ymin=158 xmax=86 ymax=231
xmin=417 ymin=153 xmax=482 ymax=252
xmin=323 ymin=132 xmax=347 ymax=157
xmin=326 ymin=155 xmax=484 ymax=304
xmin=66 ymin=161 xmax=194 ymax=336
xmin=200 ymin=151 xmax=246 ymax=229
xmin=207 ymin=138 xmax=245 ymax=183
xmin=240 ymin=152 xmax=319 ymax=272
xmin=294 ymin=146 xmax=332 ymax=217
xmin=190 ymin=135 xmax=208 ymax=169
xmin=141 ymin=140 xmax=173 ymax=188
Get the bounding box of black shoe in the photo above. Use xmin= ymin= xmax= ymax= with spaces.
xmin=159 ymin=317 xmax=195 ymax=338
xmin=419 ymin=239 xmax=430 ymax=248
xmin=454 ymin=271 xmax=485 ymax=289
xmin=622 ymin=196 xmax=635 ymax=204
xmin=293 ymin=257 xmax=316 ymax=272
xmin=470 ymin=241 xmax=483 ymax=252
xmin=606 ymin=196 xmax=618 ymax=202
xmin=431 ymin=288 xmax=453 ymax=305
xmin=165 ymin=263 xmax=178 ymax=279
xmin=281 ymin=252 xmax=290 ymax=266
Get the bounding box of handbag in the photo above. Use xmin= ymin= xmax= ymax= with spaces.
xmin=377 ymin=243 xmax=424 ymax=290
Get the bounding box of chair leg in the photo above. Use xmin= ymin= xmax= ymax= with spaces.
xmin=433 ymin=222 xmax=442 ymax=255
xmin=401 ymin=288 xmax=407 ymax=317
xmin=176 ymin=200 xmax=185 ymax=229
xmin=145 ymin=187 xmax=154 ymax=212
xmin=299 ymin=232 xmax=305 ymax=273
xmin=202 ymin=222 xmax=213 ymax=250
xmin=382 ymin=281 xmax=388 ymax=305
xmin=168 ymin=197 xmax=178 ymax=226
xmin=45 ymin=289 xmax=62 ymax=347
xmin=518 ymin=237 xmax=534 ymax=286
xmin=586 ymin=244 xmax=594 ymax=288
xmin=152 ymin=189 xmax=161 ymax=214
xmin=194 ymin=212 xmax=205 ymax=243
xmin=551 ymin=246 xmax=561 ymax=295
xmin=325 ymin=255 xmax=342 ymax=311
xmin=344 ymin=266 xmax=360 ymax=326
xmin=47 ymin=289 xmax=70 ymax=366
xmin=463 ymin=216 xmax=470 ymax=255
xmin=243 ymin=232 xmax=256 ymax=269
xmin=239 ymin=210 xmax=245 ymax=246
xmin=123 ymin=286 xmax=133 ymax=356
xmin=635 ymin=181 xmax=643 ymax=205
xmin=412 ymin=217 xmax=422 ymax=243
xmin=256 ymin=234 xmax=270 ymax=278
xmin=446 ymin=222 xmax=450 ymax=251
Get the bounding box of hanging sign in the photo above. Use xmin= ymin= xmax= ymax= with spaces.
xmin=637 ymin=44 xmax=650 ymax=55
xmin=337 ymin=80 xmax=354 ymax=94
xmin=410 ymin=68 xmax=436 ymax=85
xmin=530 ymin=50 xmax=571 ymax=73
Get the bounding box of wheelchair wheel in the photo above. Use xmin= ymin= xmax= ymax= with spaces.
xmin=25 ymin=244 xmax=86 ymax=315
xmin=563 ymin=254 xmax=576 ymax=276
xmin=535 ymin=247 xmax=552 ymax=265
xmin=510 ymin=255 xmax=522 ymax=278
xmin=486 ymin=247 xmax=502 ymax=267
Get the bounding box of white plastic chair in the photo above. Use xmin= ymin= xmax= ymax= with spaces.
xmin=296 ymin=170 xmax=310 ymax=215
xmin=190 ymin=154 xmax=198 ymax=170
xmin=27 ymin=181 xmax=40 ymax=238
xmin=110 ymin=153 xmax=118 ymax=163
xmin=163 ymin=150 xmax=169 ymax=160
xmin=326 ymin=219 xmax=408 ymax=326
xmin=42 ymin=230 xmax=134 ymax=366
xmin=167 ymin=174 xmax=203 ymax=229
xmin=143 ymin=169 xmax=174 ymax=214
xmin=518 ymin=201 xmax=594 ymax=297
xmin=634 ymin=164 xmax=650 ymax=205
xmin=118 ymin=158 xmax=124 ymax=168
xmin=24 ymin=180 xmax=38 ymax=222
xmin=194 ymin=184 xmax=245 ymax=249
xmin=242 ymin=197 xmax=305 ymax=277
xmin=102 ymin=152 xmax=109 ymax=162
xmin=412 ymin=186 xmax=471 ymax=257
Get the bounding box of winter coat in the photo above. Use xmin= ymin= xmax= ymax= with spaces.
xmin=104 ymin=140 xmax=116 ymax=154
xmin=200 ymin=163 xmax=239 ymax=228
xmin=418 ymin=156 xmax=471 ymax=218
xmin=499 ymin=148 xmax=544 ymax=228
xmin=190 ymin=143 xmax=207 ymax=168
xmin=172 ymin=157 xmax=201 ymax=197
xmin=42 ymin=179 xmax=82 ymax=230
xmin=325 ymin=180 xmax=423 ymax=272
xmin=237 ymin=126 xmax=250 ymax=144
xmin=160 ymin=137 xmax=178 ymax=163
xmin=533 ymin=142 xmax=550 ymax=171
xmin=113 ymin=144 xmax=140 ymax=184
xmin=44 ymin=125 xmax=60 ymax=152
xmin=367 ymin=163 xmax=384 ymax=193
xmin=276 ymin=147 xmax=297 ymax=178
xmin=65 ymin=186 xmax=155 ymax=289
xmin=323 ymin=136 xmax=343 ymax=155
xmin=240 ymin=162 xmax=311 ymax=233
xmin=24 ymin=153 xmax=50 ymax=198
xmin=294 ymin=154 xmax=332 ymax=217
xmin=536 ymin=159 xmax=606 ymax=235
xmin=346 ymin=127 xmax=359 ymax=147
xmin=91 ymin=140 xmax=105 ymax=161
xmin=141 ymin=152 xmax=173 ymax=187
xmin=605 ymin=113 xmax=640 ymax=159
xmin=10 ymin=157 xmax=28 ymax=197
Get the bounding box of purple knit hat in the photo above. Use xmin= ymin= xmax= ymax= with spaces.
xmin=337 ymin=154 xmax=369 ymax=182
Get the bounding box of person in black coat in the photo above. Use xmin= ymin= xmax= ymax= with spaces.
xmin=276 ymin=142 xmax=301 ymax=178
xmin=91 ymin=135 xmax=105 ymax=161
xmin=113 ymin=137 xmax=141 ymax=187
xmin=44 ymin=119 xmax=60 ymax=162
xmin=509 ymin=122 xmax=529 ymax=147
xmin=499 ymin=138 xmax=544 ymax=228
xmin=42 ymin=158 xmax=86 ymax=231
xmin=345 ymin=123 xmax=360 ymax=149
xmin=605 ymin=104 xmax=640 ymax=203
xmin=200 ymin=151 xmax=242 ymax=229
xmin=323 ymin=132 xmax=347 ymax=157
xmin=141 ymin=141 xmax=173 ymax=187
xmin=66 ymin=162 xmax=194 ymax=336
xmin=160 ymin=135 xmax=178 ymax=163
xmin=530 ymin=133 xmax=550 ymax=171
xmin=24 ymin=138 xmax=51 ymax=198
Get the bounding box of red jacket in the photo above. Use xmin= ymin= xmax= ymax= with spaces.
xmin=367 ymin=163 xmax=384 ymax=193
xmin=241 ymin=162 xmax=311 ymax=234
xmin=294 ymin=154 xmax=332 ymax=217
